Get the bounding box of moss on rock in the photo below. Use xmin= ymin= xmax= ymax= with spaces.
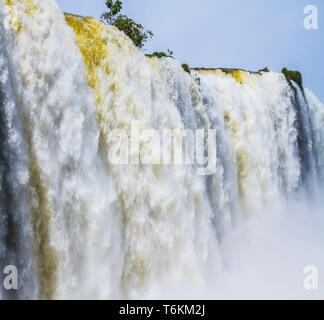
xmin=182 ymin=64 xmax=190 ymax=74
xmin=282 ymin=68 xmax=303 ymax=92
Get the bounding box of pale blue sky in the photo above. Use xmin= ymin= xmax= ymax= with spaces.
xmin=56 ymin=0 xmax=323 ymax=101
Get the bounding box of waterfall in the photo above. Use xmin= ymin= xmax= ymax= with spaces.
xmin=0 ymin=0 xmax=323 ymax=299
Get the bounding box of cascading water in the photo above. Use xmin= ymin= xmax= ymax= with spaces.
xmin=0 ymin=0 xmax=323 ymax=300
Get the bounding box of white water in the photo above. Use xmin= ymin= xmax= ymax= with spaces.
xmin=0 ymin=0 xmax=323 ymax=299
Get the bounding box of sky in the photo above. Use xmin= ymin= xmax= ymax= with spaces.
xmin=56 ymin=0 xmax=323 ymax=102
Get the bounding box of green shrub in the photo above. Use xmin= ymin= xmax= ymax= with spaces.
xmin=182 ymin=64 xmax=190 ymax=74
xmin=259 ymin=67 xmax=269 ymax=73
xmin=152 ymin=49 xmax=174 ymax=59
xmin=282 ymin=68 xmax=303 ymax=91
xmin=101 ymin=0 xmax=153 ymax=49
xmin=153 ymin=51 xmax=167 ymax=58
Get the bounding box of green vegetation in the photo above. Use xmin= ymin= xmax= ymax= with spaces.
xmin=153 ymin=51 xmax=167 ymax=58
xmin=259 ymin=67 xmax=269 ymax=73
xmin=152 ymin=49 xmax=174 ymax=59
xmin=282 ymin=68 xmax=303 ymax=91
xmin=101 ymin=0 xmax=153 ymax=49
xmin=182 ymin=64 xmax=191 ymax=74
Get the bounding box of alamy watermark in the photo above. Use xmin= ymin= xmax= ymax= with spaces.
xmin=304 ymin=5 xmax=318 ymax=30
xmin=0 ymin=264 xmax=320 ymax=292
xmin=304 ymin=265 xmax=318 ymax=290
xmin=107 ymin=122 xmax=217 ymax=176
xmin=2 ymin=265 xmax=18 ymax=291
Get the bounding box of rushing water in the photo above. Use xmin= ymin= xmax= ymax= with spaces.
xmin=0 ymin=0 xmax=323 ymax=299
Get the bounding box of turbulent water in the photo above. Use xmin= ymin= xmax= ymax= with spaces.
xmin=0 ymin=0 xmax=323 ymax=299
